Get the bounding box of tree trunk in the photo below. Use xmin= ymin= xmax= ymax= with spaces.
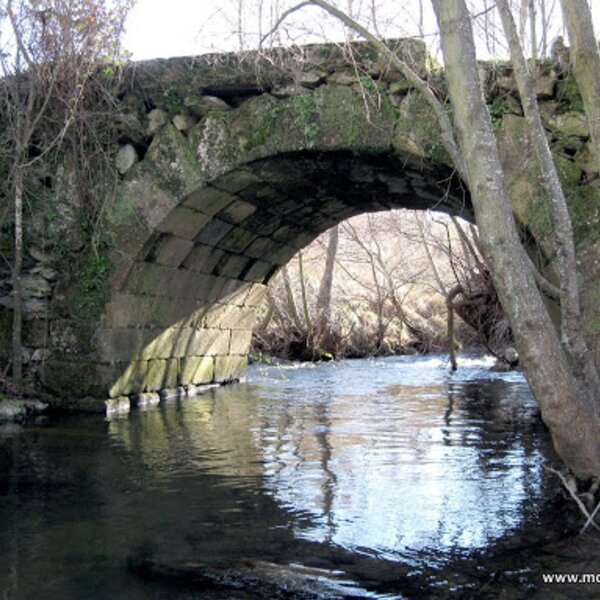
xmin=315 ymin=225 xmax=339 ymax=348
xmin=11 ymin=166 xmax=23 ymax=382
xmin=282 ymin=265 xmax=303 ymax=332
xmin=446 ymin=285 xmax=463 ymax=372
xmin=432 ymin=0 xmax=600 ymax=478
xmin=497 ymin=0 xmax=599 ymax=393
xmin=559 ymin=0 xmax=600 ymax=168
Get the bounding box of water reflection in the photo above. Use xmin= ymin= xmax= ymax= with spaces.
xmin=247 ymin=357 xmax=549 ymax=561
xmin=0 ymin=355 xmax=556 ymax=599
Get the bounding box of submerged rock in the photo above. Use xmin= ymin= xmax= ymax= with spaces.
xmin=128 ymin=557 xmax=366 ymax=599
xmin=0 ymin=399 xmax=48 ymax=422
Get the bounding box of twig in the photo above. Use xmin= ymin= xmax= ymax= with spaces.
xmin=581 ymin=498 xmax=600 ymax=534
xmin=545 ymin=466 xmax=600 ymax=533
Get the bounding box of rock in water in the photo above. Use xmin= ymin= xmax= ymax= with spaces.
xmin=128 ymin=557 xmax=367 ymax=599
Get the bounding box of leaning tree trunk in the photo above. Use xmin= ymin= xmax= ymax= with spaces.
xmin=559 ymin=0 xmax=600 ymax=171
xmin=497 ymin=0 xmax=599 ymax=393
xmin=432 ymin=0 xmax=600 ymax=479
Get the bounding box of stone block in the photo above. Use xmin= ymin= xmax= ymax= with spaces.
xmin=216 ymin=227 xmax=257 ymax=254
xmin=172 ymin=114 xmax=198 ymax=132
xmin=171 ymin=328 xmax=231 ymax=357
xmin=184 ymin=186 xmax=236 ymax=216
xmin=94 ymin=327 xmax=148 ymax=362
xmin=125 ymin=262 xmax=175 ymax=295
xmin=244 ymin=283 xmax=268 ymax=308
xmin=244 ymin=236 xmax=273 ymax=259
xmin=21 ymin=274 xmax=51 ymax=298
xmin=49 ymin=320 xmax=97 ymax=360
xmin=116 ymin=144 xmax=138 ymax=174
xmin=131 ymin=392 xmax=161 ymax=408
xmin=109 ymin=358 xmax=179 ymax=396
xmin=42 ymin=359 xmax=113 ymax=398
xmin=147 ymin=108 xmax=168 ymax=134
xmin=143 ymin=124 xmax=204 ymax=198
xmin=214 ymin=355 xmax=247 ymax=382
xmin=105 ymin=396 xmax=131 ymax=415
xmin=184 ymin=94 xmax=231 ymax=116
xmin=213 ymin=254 xmax=251 ymax=278
xmin=183 ymin=244 xmax=226 ymax=274
xmin=269 ymin=244 xmax=297 ymax=265
xmin=106 ymin=361 xmax=145 ymax=397
xmin=242 ymin=260 xmax=273 ymax=282
xmin=215 ymin=277 xmax=251 ymax=306
xmin=203 ymin=304 xmax=256 ymax=330
xmin=548 ymin=112 xmax=589 ymax=137
xmin=180 ymin=356 xmax=214 ymax=385
xmin=229 ymin=329 xmax=253 ymax=354
xmin=119 ymin=175 xmax=178 ymax=230
xmin=195 ymin=219 xmax=235 ymax=246
xmin=212 ymin=169 xmax=261 ymax=193
xmin=153 ymin=235 xmax=195 ymax=267
xmin=217 ymin=199 xmax=257 ymax=224
xmin=242 ymin=212 xmax=283 ymax=235
xmin=159 ymin=386 xmax=186 ymax=402
xmin=156 ymin=206 xmax=211 ymax=240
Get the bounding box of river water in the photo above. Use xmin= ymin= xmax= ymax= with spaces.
xmin=0 ymin=355 xmax=562 ymax=599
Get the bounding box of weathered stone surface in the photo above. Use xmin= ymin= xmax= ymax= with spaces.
xmin=328 ymin=71 xmax=357 ymax=85
xmin=147 ymin=108 xmax=168 ymax=134
xmin=184 ymin=94 xmax=231 ymax=116
xmin=152 ymin=235 xmax=195 ymax=267
xmin=116 ymin=144 xmax=139 ymax=174
xmin=172 ymin=114 xmax=197 ymax=132
xmin=548 ymin=112 xmax=590 ymax=137
xmin=29 ymin=247 xmax=51 ymax=263
xmin=156 ymin=206 xmax=211 ymax=240
xmin=105 ymin=396 xmax=131 ymax=415
xmin=575 ymin=143 xmax=600 ymax=174
xmin=217 ymin=199 xmax=257 ymax=224
xmin=299 ymin=70 xmax=327 ymax=87
xmin=0 ymin=399 xmax=47 ymax=421
xmin=271 ymin=84 xmax=308 ymax=98
xmin=183 ymin=186 xmax=236 ymax=216
xmin=229 ymin=329 xmax=253 ymax=354
xmin=21 ymin=275 xmax=51 ymax=298
xmin=242 ymin=260 xmax=273 ymax=282
xmin=131 ymin=392 xmax=161 ymax=408
xmin=180 ymin=356 xmax=214 ymax=385
xmin=214 ymin=355 xmax=247 ymax=382
xmin=535 ymin=68 xmax=557 ymax=97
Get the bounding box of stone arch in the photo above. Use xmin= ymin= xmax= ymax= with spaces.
xmin=5 ymin=41 xmax=596 ymax=409
xmin=41 ymin=79 xmax=470 ymax=405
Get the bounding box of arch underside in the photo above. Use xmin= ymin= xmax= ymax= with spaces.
xmin=42 ymin=149 xmax=470 ymax=405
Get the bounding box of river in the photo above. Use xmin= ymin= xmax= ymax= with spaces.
xmin=0 ymin=355 xmax=565 ymax=598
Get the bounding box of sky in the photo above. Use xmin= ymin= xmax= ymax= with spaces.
xmin=123 ymin=0 xmax=600 ymax=62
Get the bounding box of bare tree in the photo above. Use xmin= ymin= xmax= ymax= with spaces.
xmin=0 ymin=0 xmax=131 ymax=382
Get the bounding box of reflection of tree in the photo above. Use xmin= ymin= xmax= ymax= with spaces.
xmin=314 ymin=396 xmax=337 ymax=542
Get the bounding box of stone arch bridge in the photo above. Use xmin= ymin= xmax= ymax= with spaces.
xmin=21 ymin=40 xmax=599 ymax=410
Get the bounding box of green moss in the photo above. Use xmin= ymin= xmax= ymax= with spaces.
xmin=556 ymin=76 xmax=584 ymax=114
xmin=161 ymin=83 xmax=194 ymax=115
xmin=490 ymin=97 xmax=514 ymax=131
xmin=565 ymin=185 xmax=600 ymax=248
xmin=291 ymin=94 xmax=320 ymax=146
xmin=243 ymin=99 xmax=284 ymax=151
